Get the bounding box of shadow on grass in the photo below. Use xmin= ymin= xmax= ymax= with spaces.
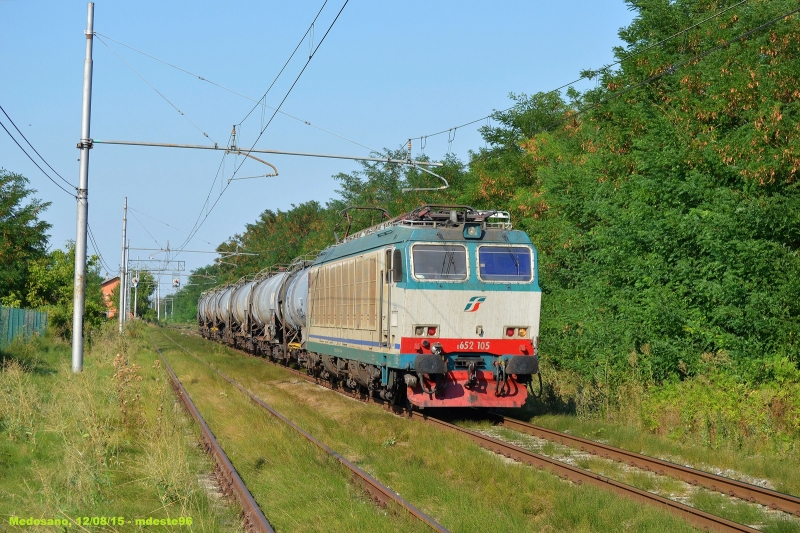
xmin=0 ymin=339 xmax=58 ymax=376
xmin=511 ymin=381 xmax=578 ymax=418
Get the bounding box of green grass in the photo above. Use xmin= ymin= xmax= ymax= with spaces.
xmin=520 ymin=413 xmax=800 ymax=496
xmin=154 ymin=327 xmax=703 ymax=533
xmin=0 ymin=322 xmax=244 ymax=532
xmin=457 ymin=422 xmax=800 ymax=531
xmin=150 ymin=331 xmax=427 ymax=533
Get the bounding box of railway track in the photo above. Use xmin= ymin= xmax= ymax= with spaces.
xmin=149 ymin=336 xmax=275 ymax=533
xmin=153 ymin=330 xmax=450 ymax=533
xmin=172 ymin=327 xmax=791 ymax=533
xmin=479 ymin=411 xmax=800 ymax=517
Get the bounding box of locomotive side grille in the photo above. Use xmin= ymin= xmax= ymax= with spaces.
xmin=453 ymin=356 xmax=485 ymax=369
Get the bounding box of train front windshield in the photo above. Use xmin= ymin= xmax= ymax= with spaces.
xmin=478 ymin=246 xmax=533 ymax=282
xmin=412 ymin=244 xmax=468 ymax=280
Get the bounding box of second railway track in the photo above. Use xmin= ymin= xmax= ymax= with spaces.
xmin=150 ymin=335 xmax=275 ymax=533
xmin=478 ymin=411 xmax=800 ymax=517
xmin=170 ymin=326 xmax=796 ymax=533
xmin=152 ymin=329 xmax=450 ymax=533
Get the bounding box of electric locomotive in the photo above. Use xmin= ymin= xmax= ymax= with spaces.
xmin=198 ymin=204 xmax=541 ymax=409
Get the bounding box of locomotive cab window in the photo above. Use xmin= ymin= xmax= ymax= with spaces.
xmin=477 ymin=245 xmax=533 ymax=282
xmin=385 ymin=248 xmax=404 ymax=282
xmin=411 ymin=244 xmax=468 ymax=281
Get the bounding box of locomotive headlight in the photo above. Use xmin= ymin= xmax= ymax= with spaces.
xmin=415 ymin=326 xmax=424 ymax=336
xmin=518 ymin=328 xmax=528 ymax=337
xmin=463 ymin=223 xmax=483 ymax=239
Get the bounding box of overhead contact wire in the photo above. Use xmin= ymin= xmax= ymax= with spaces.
xmin=130 ymin=210 xmax=162 ymax=248
xmin=0 ymin=104 xmax=76 ymax=190
xmin=174 ymin=0 xmax=350 ymax=257
xmin=93 ymin=32 xmax=376 ymax=152
xmin=96 ymin=35 xmax=216 ymax=144
xmin=465 ymin=3 xmax=800 ymax=170
xmin=233 ymin=0 xmax=351 ymax=177
xmin=87 ymin=223 xmax=113 ymax=273
xmin=0 ymin=119 xmax=76 ymax=198
xmin=129 ymin=207 xmax=216 ymax=247
xmin=237 ymin=0 xmax=329 ymax=126
xmin=407 ymin=0 xmax=750 ymax=144
xmin=541 ymin=5 xmax=800 ymax=137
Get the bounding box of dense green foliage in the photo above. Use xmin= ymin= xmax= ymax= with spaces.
xmin=25 ymin=243 xmax=107 ymax=339
xmin=0 ymin=168 xmax=107 ymax=339
xmin=174 ymin=0 xmax=800 ymax=394
xmin=0 ymin=169 xmax=51 ymax=308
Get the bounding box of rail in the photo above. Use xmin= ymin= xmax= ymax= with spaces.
xmin=157 ymin=330 xmax=450 ymax=533
xmin=148 ymin=335 xmax=275 ymax=533
xmin=483 ymin=411 xmax=800 ymax=517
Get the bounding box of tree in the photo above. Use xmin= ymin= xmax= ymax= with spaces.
xmin=0 ymin=169 xmax=51 ymax=307
xmin=25 ymin=242 xmax=106 ymax=339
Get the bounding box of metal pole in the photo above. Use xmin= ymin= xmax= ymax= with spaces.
xmin=71 ymin=2 xmax=94 ymax=373
xmin=133 ymin=264 xmax=139 ymax=319
xmin=125 ymin=239 xmax=130 ymax=318
xmin=157 ymin=276 xmax=161 ymax=321
xmin=118 ymin=197 xmax=127 ymax=334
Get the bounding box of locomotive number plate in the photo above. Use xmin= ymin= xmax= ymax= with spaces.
xmin=455 ymin=341 xmax=491 ymax=350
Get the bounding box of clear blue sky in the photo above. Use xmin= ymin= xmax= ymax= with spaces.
xmin=1 ymin=0 xmax=635 ymax=293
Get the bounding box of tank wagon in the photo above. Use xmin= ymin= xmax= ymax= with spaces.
xmin=199 ymin=204 xmax=541 ymax=408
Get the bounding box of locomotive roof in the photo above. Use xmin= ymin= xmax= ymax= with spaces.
xmin=314 ymin=205 xmax=531 ymax=265
xmin=201 ymin=205 xmax=525 ymax=294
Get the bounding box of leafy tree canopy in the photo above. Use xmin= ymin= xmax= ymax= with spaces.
xmin=0 ymin=169 xmax=51 ymax=307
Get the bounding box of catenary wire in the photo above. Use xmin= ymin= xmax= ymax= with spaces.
xmin=93 ymin=31 xmax=378 ymax=153
xmin=129 ymin=207 xmax=216 ymax=247
xmin=595 ymin=5 xmax=800 ymax=110
xmin=0 ymin=104 xmax=75 ymax=190
xmin=0 ymin=118 xmax=76 ymax=198
xmin=0 ymin=106 xmax=113 ymax=273
xmin=174 ymin=149 xmax=228 ymax=255
xmin=406 ymin=0 xmax=750 ymax=145
xmin=174 ymin=0 xmax=349 ymax=258
xmin=168 ymin=130 xmax=232 ymax=257
xmin=233 ymin=0 xmax=351 ymax=178
xmin=237 ymin=0 xmax=329 ymax=126
xmin=87 ymin=223 xmax=113 ymax=274
xmin=130 ymin=210 xmax=163 ymax=248
xmin=95 ymin=35 xmax=216 ymax=144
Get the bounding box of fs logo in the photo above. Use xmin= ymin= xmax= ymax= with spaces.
xmin=464 ymin=296 xmax=486 ymax=312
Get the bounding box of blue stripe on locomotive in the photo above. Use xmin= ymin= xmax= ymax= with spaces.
xmin=308 ymin=225 xmax=541 ymax=383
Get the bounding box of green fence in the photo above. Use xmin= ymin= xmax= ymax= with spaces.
xmin=0 ymin=306 xmax=48 ymax=349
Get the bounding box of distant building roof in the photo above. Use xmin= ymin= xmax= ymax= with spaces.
xmin=101 ymin=276 xmax=120 ymax=288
